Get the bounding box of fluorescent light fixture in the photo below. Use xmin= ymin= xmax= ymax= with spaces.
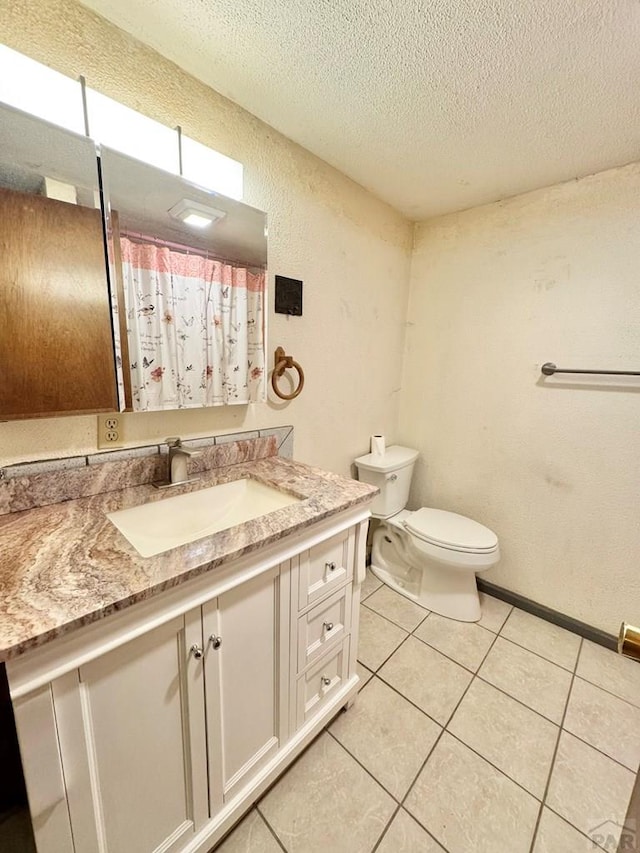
xmin=0 ymin=45 xmax=85 ymax=134
xmin=168 ymin=198 xmax=226 ymax=229
xmin=85 ymin=88 xmax=180 ymax=173
xmin=181 ymin=135 xmax=243 ymax=200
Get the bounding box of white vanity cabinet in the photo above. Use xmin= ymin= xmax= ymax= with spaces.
xmin=49 ymin=612 xmax=209 ymax=853
xmin=203 ymin=565 xmax=290 ymax=806
xmin=6 ymin=510 xmax=368 ymax=853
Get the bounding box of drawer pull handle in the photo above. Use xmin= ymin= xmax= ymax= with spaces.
xmin=190 ymin=644 xmax=204 ymax=660
xmin=323 ymin=621 xmax=334 ymax=632
xmin=321 ymin=676 xmax=331 ymax=687
xmin=209 ymin=635 xmax=222 ymax=650
xmin=326 ymin=561 xmax=337 ymax=572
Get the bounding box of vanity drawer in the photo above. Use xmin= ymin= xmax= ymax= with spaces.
xmin=296 ymin=638 xmax=350 ymax=728
xmin=297 ymin=585 xmax=352 ymax=672
xmin=297 ymin=528 xmax=354 ymax=611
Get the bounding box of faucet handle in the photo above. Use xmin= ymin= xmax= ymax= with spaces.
xmin=166 ymin=437 xmax=182 ymax=448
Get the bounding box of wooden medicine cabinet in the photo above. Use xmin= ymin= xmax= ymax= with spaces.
xmin=0 ymin=104 xmax=118 ymax=419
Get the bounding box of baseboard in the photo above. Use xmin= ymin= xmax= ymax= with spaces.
xmin=477 ymin=579 xmax=617 ymax=652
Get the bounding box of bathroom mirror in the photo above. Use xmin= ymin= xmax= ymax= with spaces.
xmin=100 ymin=148 xmax=267 ymax=412
xmin=0 ymin=104 xmax=118 ymax=418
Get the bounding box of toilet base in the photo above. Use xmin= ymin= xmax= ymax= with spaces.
xmin=370 ymin=525 xmax=483 ymax=622
xmin=370 ymin=561 xmax=481 ymax=622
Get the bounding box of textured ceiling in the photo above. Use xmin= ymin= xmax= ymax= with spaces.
xmin=79 ymin=0 xmax=640 ymax=219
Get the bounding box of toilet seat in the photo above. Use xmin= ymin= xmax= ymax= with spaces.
xmin=403 ymin=508 xmax=499 ymax=555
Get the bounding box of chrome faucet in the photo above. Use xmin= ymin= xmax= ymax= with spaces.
xmin=160 ymin=437 xmax=202 ymax=487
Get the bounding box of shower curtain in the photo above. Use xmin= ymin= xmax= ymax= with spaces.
xmin=120 ymin=237 xmax=265 ymax=410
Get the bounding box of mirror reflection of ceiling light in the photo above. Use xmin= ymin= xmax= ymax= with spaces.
xmin=168 ymin=198 xmax=226 ymax=229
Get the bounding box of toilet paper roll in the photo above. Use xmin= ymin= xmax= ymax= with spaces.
xmin=371 ymin=435 xmax=385 ymax=456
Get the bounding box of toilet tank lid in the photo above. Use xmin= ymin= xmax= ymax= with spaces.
xmin=354 ymin=445 xmax=419 ymax=473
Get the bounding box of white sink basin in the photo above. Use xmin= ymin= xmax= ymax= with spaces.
xmin=107 ymin=478 xmax=302 ymax=557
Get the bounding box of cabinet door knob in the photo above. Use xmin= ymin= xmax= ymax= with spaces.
xmin=326 ymin=561 xmax=337 ymax=572
xmin=323 ymin=621 xmax=334 ymax=632
xmin=190 ymin=644 xmax=204 ymax=660
xmin=321 ymin=676 xmax=331 ymax=687
xmin=209 ymin=635 xmax=222 ymax=650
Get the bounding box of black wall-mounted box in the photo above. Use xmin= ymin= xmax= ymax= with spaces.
xmin=274 ymin=275 xmax=303 ymax=316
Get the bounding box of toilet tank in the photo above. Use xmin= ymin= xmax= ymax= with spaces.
xmin=354 ymin=445 xmax=419 ymax=518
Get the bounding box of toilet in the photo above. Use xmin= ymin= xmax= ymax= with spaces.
xmin=354 ymin=446 xmax=500 ymax=622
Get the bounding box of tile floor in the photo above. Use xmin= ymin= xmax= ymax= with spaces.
xmin=215 ymin=572 xmax=640 ymax=853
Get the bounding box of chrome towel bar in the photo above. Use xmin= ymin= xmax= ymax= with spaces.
xmin=541 ymin=362 xmax=640 ymax=377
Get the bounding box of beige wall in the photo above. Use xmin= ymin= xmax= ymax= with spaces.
xmin=0 ymin=0 xmax=412 ymax=474
xmin=399 ymin=163 xmax=640 ymax=633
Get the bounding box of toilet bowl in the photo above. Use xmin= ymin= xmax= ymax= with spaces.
xmin=355 ymin=446 xmax=500 ymax=622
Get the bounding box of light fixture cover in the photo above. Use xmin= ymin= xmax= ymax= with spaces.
xmin=168 ymin=198 xmax=226 ymax=228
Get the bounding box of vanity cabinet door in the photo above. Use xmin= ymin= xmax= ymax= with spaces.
xmin=203 ymin=564 xmax=289 ymax=808
xmin=51 ymin=610 xmax=208 ymax=853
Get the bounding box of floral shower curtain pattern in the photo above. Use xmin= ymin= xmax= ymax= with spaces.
xmin=120 ymin=237 xmax=265 ymax=410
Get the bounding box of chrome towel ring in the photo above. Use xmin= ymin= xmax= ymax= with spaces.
xmin=271 ymin=346 xmax=304 ymax=400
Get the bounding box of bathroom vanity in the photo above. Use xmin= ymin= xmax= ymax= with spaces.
xmin=0 ymin=447 xmax=376 ymax=853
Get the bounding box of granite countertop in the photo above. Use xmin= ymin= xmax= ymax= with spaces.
xmin=0 ymin=456 xmax=377 ymax=662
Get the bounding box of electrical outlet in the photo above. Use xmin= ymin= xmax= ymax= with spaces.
xmin=98 ymin=414 xmax=124 ymax=449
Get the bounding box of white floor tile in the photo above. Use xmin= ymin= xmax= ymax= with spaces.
xmin=448 ymin=678 xmax=559 ymax=797
xmin=577 ymin=640 xmax=640 ymax=709
xmin=479 ymin=637 xmax=572 ymax=723
xmin=356 ymin=661 xmax=373 ymax=690
xmin=563 ymin=676 xmax=640 ymax=771
xmin=379 ymin=636 xmax=472 ymax=725
xmin=376 ymin=809 xmax=445 ymax=853
xmin=533 ymin=808 xmax=592 ymax=853
xmin=259 ymin=733 xmax=395 ymax=853
xmin=546 ymin=731 xmax=635 ymax=848
xmin=215 ymin=810 xmax=281 ymax=853
xmin=363 ymin=585 xmax=429 ymax=632
xmin=330 ymin=677 xmax=441 ymax=799
xmin=405 ymin=733 xmax=539 ymax=853
xmin=500 ymin=608 xmax=581 ymax=671
xmin=477 ymin=593 xmax=512 ymax=633
xmin=357 ymin=605 xmax=407 ymax=671
xmin=414 ymin=612 xmax=495 ymax=672
xmin=360 ymin=568 xmax=383 ymax=601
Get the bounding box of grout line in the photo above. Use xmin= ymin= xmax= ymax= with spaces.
xmin=370 ymin=803 xmax=402 ymax=852
xmin=496 ymin=630 xmax=579 ymax=673
xmin=359 ymin=578 xmax=383 ymax=603
xmin=325 ymin=727 xmax=402 ymax=804
xmin=569 ymin=671 xmax=640 ymax=713
xmin=361 ymin=598 xmax=430 ymax=634
xmin=410 ymin=624 xmax=495 ymax=675
xmin=442 ymin=624 xmax=501 ymax=727
xmin=370 ymin=671 xmax=447 ymax=729
xmin=571 ymin=672 xmax=640 ymax=713
xmin=255 ymin=804 xmax=289 ymax=852
xmin=443 ymin=729 xmax=544 ymax=802
xmin=492 ymin=631 xmax=580 ymax=674
xmin=527 ymin=637 xmax=583 ymax=853
xmin=358 ymin=622 xmax=412 ymax=675
xmin=359 ymin=599 xmax=483 ymax=678
xmin=473 ymin=671 xmax=566 ymax=727
xmin=558 ymin=728 xmax=638 ymax=775
xmin=543 ymin=802 xmax=630 ymax=849
xmin=394 ymin=626 xmax=502 ymax=851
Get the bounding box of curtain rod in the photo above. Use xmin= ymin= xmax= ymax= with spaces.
xmin=120 ymin=229 xmax=262 ymax=271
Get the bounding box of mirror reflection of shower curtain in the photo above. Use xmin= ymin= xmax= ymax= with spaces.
xmin=120 ymin=237 xmax=265 ymax=409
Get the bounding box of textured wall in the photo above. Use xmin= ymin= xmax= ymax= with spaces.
xmin=399 ymin=163 xmax=640 ymax=633
xmin=0 ymin=0 xmax=412 ymax=474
